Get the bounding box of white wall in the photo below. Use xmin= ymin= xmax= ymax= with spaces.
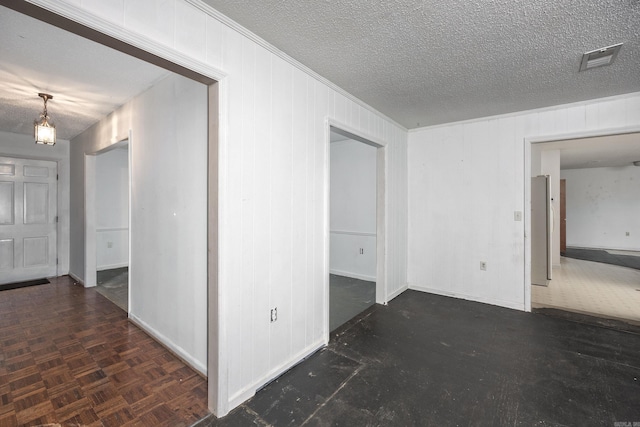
xmin=408 ymin=92 xmax=640 ymax=310
xmin=561 ymin=166 xmax=640 ymax=251
xmin=95 ymin=147 xmax=129 ymax=270
xmin=47 ymin=0 xmax=408 ymax=415
xmin=330 ymin=139 xmax=377 ymax=280
xmin=0 ymin=131 xmax=70 ymax=276
xmin=70 ymin=74 xmax=208 ymax=373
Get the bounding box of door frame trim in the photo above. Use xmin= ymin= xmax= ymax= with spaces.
xmin=4 ymin=0 xmax=229 ymax=416
xmin=84 ymin=139 xmax=130 ymax=288
xmin=325 ymin=119 xmax=388 ymax=343
xmin=523 ymin=125 xmax=640 ymax=312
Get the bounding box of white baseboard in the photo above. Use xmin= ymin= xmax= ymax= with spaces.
xmin=68 ymin=272 xmax=85 ymax=286
xmin=97 ymin=262 xmax=129 ymax=271
xmin=386 ymin=283 xmax=408 ymax=302
xmin=408 ymin=284 xmax=525 ymax=311
xmin=330 ymin=269 xmax=376 ymax=282
xmin=227 ymin=339 xmax=326 ymax=412
xmin=567 ymin=245 xmax=640 ymax=252
xmin=128 ymin=313 xmax=207 ymax=376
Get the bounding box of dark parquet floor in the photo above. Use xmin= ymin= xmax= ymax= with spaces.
xmin=0 ymin=275 xmax=209 ymax=426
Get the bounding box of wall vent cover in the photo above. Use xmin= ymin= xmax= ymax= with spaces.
xmin=579 ymin=43 xmax=623 ymax=72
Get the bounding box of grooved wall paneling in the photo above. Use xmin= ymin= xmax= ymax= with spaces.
xmin=408 ymin=92 xmax=640 ymax=310
xmin=45 ymin=0 xmax=408 ymax=414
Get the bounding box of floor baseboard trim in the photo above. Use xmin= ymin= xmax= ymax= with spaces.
xmin=97 ymin=263 xmax=129 ymax=271
xmin=408 ymin=284 xmax=525 ymax=311
xmin=386 ymin=284 xmax=408 ymax=302
xmin=568 ymin=245 xmax=640 ymax=253
xmin=330 ymin=269 xmax=376 ymax=282
xmin=227 ymin=339 xmax=326 ymax=412
xmin=68 ymin=272 xmax=85 ymax=286
xmin=128 ymin=313 xmax=207 ymax=377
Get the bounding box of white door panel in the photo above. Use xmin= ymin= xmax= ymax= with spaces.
xmin=0 ymin=156 xmax=57 ymax=284
xmin=0 ymin=182 xmax=14 ymax=224
xmin=24 ymin=165 xmax=50 ymax=177
xmin=0 ymin=239 xmax=13 ymax=269
xmin=24 ymin=182 xmax=49 ymax=224
xmin=0 ymin=164 xmax=15 ymax=175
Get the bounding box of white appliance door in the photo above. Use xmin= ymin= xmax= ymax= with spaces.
xmin=531 ymin=175 xmax=550 ymax=286
xmin=0 ymin=156 xmax=57 ymax=284
xmin=545 ymin=177 xmax=553 ymax=280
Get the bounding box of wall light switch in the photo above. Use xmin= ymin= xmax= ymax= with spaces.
xmin=514 ymin=211 xmax=523 ymax=221
xmin=480 ymin=261 xmax=487 ymax=271
xmin=107 ymin=241 xmax=113 ymax=248
xmin=626 ymin=232 xmax=630 ymax=236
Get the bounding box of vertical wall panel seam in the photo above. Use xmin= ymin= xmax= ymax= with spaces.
xmin=289 ymin=71 xmax=294 ymax=356
xmin=250 ymin=42 xmax=257 ymax=382
xmin=311 ymin=80 xmax=316 ymax=342
xmin=239 ymin=36 xmax=246 ymax=388
xmin=267 ymin=53 xmax=273 ymax=370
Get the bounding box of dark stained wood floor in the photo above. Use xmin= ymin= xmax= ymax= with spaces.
xmin=0 ymin=275 xmax=209 ymax=426
xmin=198 ymin=291 xmax=640 ymax=426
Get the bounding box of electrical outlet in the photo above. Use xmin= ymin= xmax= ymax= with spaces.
xmin=480 ymin=261 xmax=487 ymax=271
xmin=270 ymin=307 xmax=277 ymax=322
xmin=359 ymin=248 xmax=364 ymax=255
xmin=107 ymin=241 xmax=113 ymax=248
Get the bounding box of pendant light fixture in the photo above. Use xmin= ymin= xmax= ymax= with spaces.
xmin=34 ymin=93 xmax=56 ymax=145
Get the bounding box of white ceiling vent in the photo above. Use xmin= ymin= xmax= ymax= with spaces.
xmin=579 ymin=43 xmax=623 ymax=72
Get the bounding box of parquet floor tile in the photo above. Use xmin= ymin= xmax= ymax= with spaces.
xmin=0 ymin=275 xmax=209 ymax=426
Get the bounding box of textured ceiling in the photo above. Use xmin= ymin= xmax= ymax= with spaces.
xmin=0 ymin=5 xmax=169 ymax=141
xmin=203 ymin=0 xmax=640 ymax=129
xmin=542 ymin=132 xmax=640 ymax=170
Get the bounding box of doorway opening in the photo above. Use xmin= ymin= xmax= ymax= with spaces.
xmin=3 ymin=0 xmax=223 ymax=416
xmin=85 ymin=140 xmax=130 ymax=311
xmin=528 ymin=130 xmax=640 ymax=324
xmin=328 ymin=125 xmax=385 ymax=334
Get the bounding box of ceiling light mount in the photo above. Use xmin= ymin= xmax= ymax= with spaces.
xmin=34 ymin=93 xmax=56 ymax=145
xmin=579 ymin=43 xmax=623 ymax=72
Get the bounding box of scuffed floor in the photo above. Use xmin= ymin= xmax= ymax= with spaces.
xmin=196 ymin=290 xmax=640 ymax=426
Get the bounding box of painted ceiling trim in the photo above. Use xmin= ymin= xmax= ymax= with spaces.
xmin=408 ymin=91 xmax=640 ymax=134
xmin=184 ymin=0 xmax=408 ymax=131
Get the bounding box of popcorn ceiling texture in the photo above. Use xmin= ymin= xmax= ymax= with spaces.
xmin=203 ymin=0 xmax=640 ymax=128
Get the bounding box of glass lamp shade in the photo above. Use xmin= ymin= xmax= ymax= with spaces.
xmin=34 ymin=115 xmax=56 ymax=145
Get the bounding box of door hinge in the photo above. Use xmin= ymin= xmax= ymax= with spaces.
xmin=55 ymin=216 xmax=59 ymax=223
xmin=56 ymin=174 xmax=59 ymax=181
xmin=56 ymin=258 xmax=59 ymax=265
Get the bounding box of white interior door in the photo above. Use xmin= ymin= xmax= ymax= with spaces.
xmin=0 ymin=156 xmax=57 ymax=285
